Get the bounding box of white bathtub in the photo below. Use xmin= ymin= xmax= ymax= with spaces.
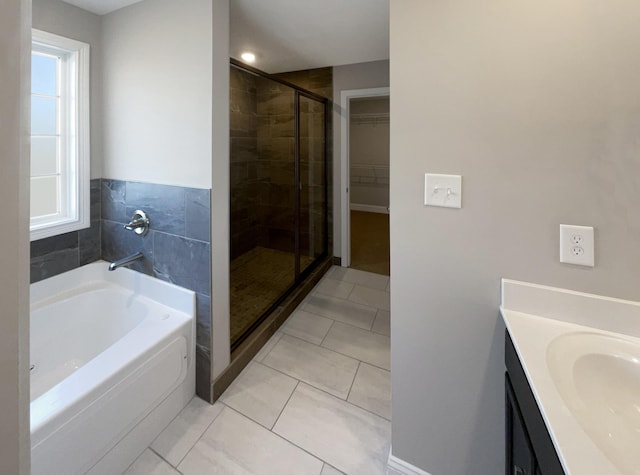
xmin=30 ymin=261 xmax=196 ymax=475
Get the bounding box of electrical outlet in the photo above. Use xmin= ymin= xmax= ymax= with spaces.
xmin=570 ymin=234 xmax=584 ymax=245
xmin=560 ymin=225 xmax=594 ymax=267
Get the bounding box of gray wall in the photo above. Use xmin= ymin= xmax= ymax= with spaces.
xmin=101 ymin=0 xmax=213 ymax=188
xmin=390 ymin=1 xmax=640 ymax=474
xmin=0 ymin=1 xmax=31 ymax=473
xmin=32 ymin=0 xmax=103 ymax=179
xmin=210 ymin=0 xmax=231 ymax=381
xmin=332 ymin=60 xmax=389 ymax=257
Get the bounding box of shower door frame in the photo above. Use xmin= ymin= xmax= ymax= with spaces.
xmin=230 ymin=59 xmax=329 ymax=351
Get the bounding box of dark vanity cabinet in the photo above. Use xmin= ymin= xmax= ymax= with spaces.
xmin=505 ymin=332 xmax=565 ymax=475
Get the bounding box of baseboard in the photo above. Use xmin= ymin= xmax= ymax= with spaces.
xmin=387 ymin=453 xmax=432 ymax=475
xmin=350 ymin=203 xmax=389 ymax=214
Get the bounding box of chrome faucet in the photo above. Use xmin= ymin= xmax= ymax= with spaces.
xmin=124 ymin=210 xmax=150 ymax=236
xmin=109 ymin=252 xmax=144 ymax=271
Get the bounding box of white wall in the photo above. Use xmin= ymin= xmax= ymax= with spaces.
xmin=32 ymin=0 xmax=103 ymax=179
xmin=102 ymin=0 xmax=213 ymax=189
xmin=0 ymin=0 xmax=31 ymax=473
xmin=390 ymin=1 xmax=640 ymax=474
xmin=333 ymin=60 xmax=389 ymax=256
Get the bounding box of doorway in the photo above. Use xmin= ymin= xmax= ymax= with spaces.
xmin=340 ymin=88 xmax=390 ymax=275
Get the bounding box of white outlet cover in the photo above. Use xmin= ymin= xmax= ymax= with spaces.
xmin=424 ymin=173 xmax=462 ymax=208
xmin=560 ymin=224 xmax=594 ymax=267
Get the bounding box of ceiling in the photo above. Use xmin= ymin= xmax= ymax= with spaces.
xmin=230 ymin=0 xmax=389 ymax=73
xmin=61 ymin=0 xmax=389 ymax=73
xmin=61 ymin=0 xmax=143 ymax=15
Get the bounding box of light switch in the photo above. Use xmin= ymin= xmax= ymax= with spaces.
xmin=424 ymin=174 xmax=462 ymax=208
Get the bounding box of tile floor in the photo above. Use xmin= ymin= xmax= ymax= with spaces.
xmin=124 ymin=266 xmax=391 ymax=475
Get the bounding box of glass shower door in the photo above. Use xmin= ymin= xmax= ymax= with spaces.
xmin=229 ymin=65 xmax=296 ymax=348
xmin=297 ymin=94 xmax=327 ymax=275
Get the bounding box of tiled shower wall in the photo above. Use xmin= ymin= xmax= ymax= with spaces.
xmin=230 ymin=66 xmax=260 ymax=260
xmin=30 ymin=178 xmax=213 ymax=402
xmin=255 ymin=75 xmax=297 ymax=254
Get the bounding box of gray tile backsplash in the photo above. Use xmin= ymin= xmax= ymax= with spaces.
xmin=101 ymin=178 xmax=126 ymax=222
xmin=31 ymin=231 xmax=80 ymax=283
xmin=30 ymin=178 xmax=213 ymax=402
xmin=186 ymin=189 xmax=211 ymax=242
xmin=101 ymin=219 xmax=155 ymax=275
xmin=153 ymin=232 xmax=211 ymax=295
xmin=125 ymin=181 xmax=187 ymax=236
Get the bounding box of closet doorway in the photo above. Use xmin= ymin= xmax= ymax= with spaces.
xmin=340 ymin=88 xmax=390 ymax=275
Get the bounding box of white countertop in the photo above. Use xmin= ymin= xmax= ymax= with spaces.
xmin=500 ymin=279 xmax=640 ymax=475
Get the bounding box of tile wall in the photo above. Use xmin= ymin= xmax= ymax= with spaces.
xmin=230 ymin=66 xmax=261 ymax=259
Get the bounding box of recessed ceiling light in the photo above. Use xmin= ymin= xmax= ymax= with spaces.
xmin=241 ymin=52 xmax=256 ymax=63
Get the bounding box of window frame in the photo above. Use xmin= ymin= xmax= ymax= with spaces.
xmin=30 ymin=29 xmax=90 ymax=241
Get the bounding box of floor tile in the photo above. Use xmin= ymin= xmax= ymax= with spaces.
xmin=348 ymin=363 xmax=391 ymax=420
xmin=281 ymin=310 xmax=334 ymax=345
xmin=178 ymin=406 xmax=323 ymax=475
xmin=303 ymin=294 xmax=376 ymax=330
xmin=262 ymin=334 xmax=359 ymax=399
xmin=322 ymin=322 xmax=390 ymax=370
xmin=348 ymin=285 xmax=391 ymax=311
xmin=314 ymin=277 xmax=355 ymax=299
xmin=327 ymin=266 xmax=389 ymax=291
xmin=253 ymin=331 xmax=283 ymax=363
xmin=274 ymin=383 xmax=391 ymax=475
xmin=150 ymin=398 xmax=224 ymax=467
xmin=124 ymin=449 xmax=179 ymax=475
xmin=372 ymin=309 xmax=390 ymax=336
xmin=385 ymin=279 xmax=390 ymax=292
xmin=220 ymin=362 xmax=298 ymax=429
xmin=321 ymin=464 xmax=345 ymax=475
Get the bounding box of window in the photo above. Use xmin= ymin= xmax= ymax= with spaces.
xmin=30 ymin=29 xmax=90 ymax=241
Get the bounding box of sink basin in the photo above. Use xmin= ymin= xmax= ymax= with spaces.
xmin=547 ymin=332 xmax=640 ymax=475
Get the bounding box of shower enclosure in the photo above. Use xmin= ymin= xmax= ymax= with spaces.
xmin=229 ymin=60 xmax=328 ymax=349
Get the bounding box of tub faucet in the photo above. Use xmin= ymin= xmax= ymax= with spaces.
xmin=109 ymin=252 xmax=144 ymax=271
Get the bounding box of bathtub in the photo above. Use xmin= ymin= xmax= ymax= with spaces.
xmin=30 ymin=261 xmax=196 ymax=475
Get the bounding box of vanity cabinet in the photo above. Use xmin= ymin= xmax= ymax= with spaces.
xmin=505 ymin=332 xmax=565 ymax=475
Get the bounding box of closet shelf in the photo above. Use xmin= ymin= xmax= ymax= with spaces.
xmin=350 ymin=112 xmax=390 ymax=126
xmin=350 ymin=164 xmax=389 ymax=186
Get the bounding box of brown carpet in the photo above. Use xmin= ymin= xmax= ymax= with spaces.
xmin=230 ymin=246 xmax=313 ymax=345
xmin=350 ymin=210 xmax=390 ymax=276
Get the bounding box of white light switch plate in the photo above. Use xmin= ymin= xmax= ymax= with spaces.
xmin=424 ymin=174 xmax=462 ymax=208
xmin=560 ymin=224 xmax=594 ymax=267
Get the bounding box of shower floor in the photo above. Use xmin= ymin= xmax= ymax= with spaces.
xmin=230 ymin=246 xmax=313 ymax=345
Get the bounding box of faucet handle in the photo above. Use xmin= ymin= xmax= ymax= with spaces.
xmin=124 ymin=210 xmax=150 ymax=236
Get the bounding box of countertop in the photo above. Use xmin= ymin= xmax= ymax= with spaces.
xmin=500 ymin=279 xmax=640 ymax=475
